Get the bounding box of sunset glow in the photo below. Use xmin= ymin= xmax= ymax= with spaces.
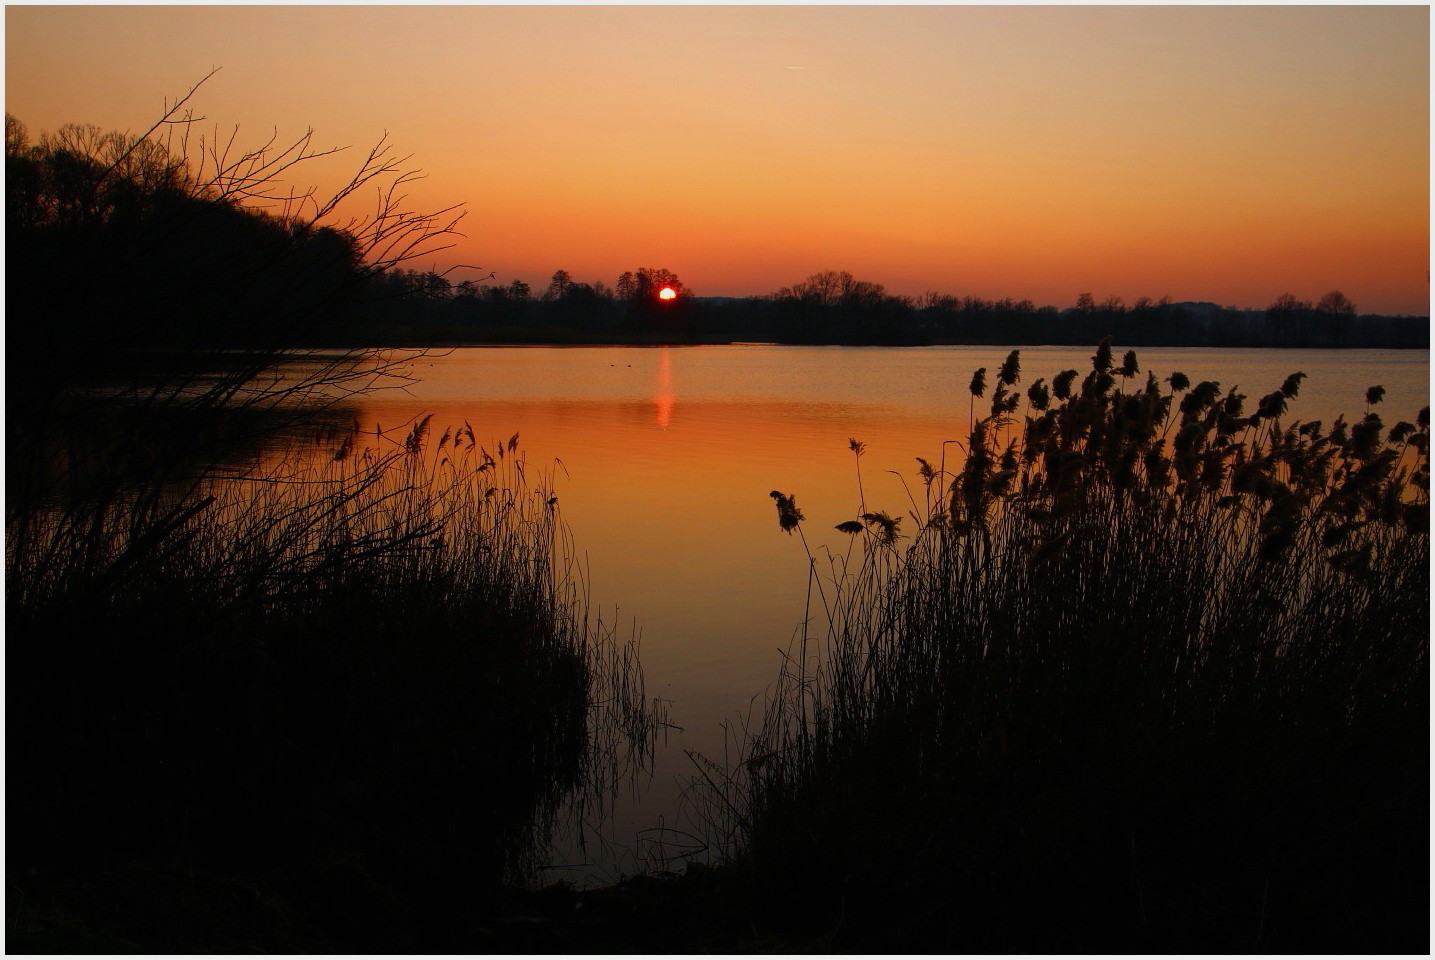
xmin=5 ymin=5 xmax=1428 ymax=314
xmin=7 ymin=4 xmax=1428 ymax=945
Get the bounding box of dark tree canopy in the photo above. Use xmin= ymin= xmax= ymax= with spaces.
xmin=7 ymin=115 xmax=367 ymax=395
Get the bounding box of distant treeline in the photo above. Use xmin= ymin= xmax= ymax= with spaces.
xmin=6 ymin=113 xmax=1424 ymax=358
xmin=350 ymin=268 xmax=1429 ymax=349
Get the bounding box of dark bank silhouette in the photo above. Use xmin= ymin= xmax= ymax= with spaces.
xmin=7 ymin=90 xmax=661 ymax=953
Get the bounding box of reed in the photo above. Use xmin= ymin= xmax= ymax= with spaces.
xmin=719 ymin=340 xmax=1428 ymax=952
xmin=7 ymin=416 xmax=661 ymax=951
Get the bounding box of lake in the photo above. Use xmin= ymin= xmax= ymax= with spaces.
xmin=345 ymin=343 xmax=1429 ymax=882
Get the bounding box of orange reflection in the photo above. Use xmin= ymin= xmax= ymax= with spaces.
xmin=654 ymin=347 xmax=676 ymax=429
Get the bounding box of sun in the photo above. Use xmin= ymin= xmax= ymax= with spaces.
xmin=658 ymin=287 xmax=677 ymax=301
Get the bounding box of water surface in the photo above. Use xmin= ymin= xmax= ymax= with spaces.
xmin=351 ymin=344 xmax=1429 ymax=880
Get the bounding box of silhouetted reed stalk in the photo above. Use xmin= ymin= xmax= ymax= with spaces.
xmin=717 ymin=341 xmax=1427 ymax=951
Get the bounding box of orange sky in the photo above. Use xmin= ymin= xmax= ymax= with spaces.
xmin=5 ymin=5 xmax=1430 ymax=315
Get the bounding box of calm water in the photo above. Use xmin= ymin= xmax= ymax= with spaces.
xmin=350 ymin=344 xmax=1429 ymax=881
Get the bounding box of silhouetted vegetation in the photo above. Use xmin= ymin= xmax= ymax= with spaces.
xmin=339 ymin=264 xmax=705 ymax=345
xmin=6 ymin=88 xmax=465 ymax=398
xmin=7 ymin=79 xmax=1426 ymax=951
xmin=339 ymin=267 xmax=1428 ymax=348
xmin=10 ymin=421 xmax=663 ymax=951
xmin=6 ymin=77 xmax=469 ymax=511
xmin=697 ymin=343 xmax=1428 ymax=952
xmin=7 ymin=87 xmax=661 ymax=952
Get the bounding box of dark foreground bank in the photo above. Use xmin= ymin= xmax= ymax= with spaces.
xmin=10 ymin=350 xmax=1428 ymax=956
xmin=716 ymin=346 xmax=1429 ymax=955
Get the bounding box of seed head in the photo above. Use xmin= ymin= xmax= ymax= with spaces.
xmin=1257 ymin=390 xmax=1287 ymax=421
xmin=769 ymin=490 xmax=805 ymax=534
xmin=1092 ymin=337 xmax=1114 ymax=373
xmin=998 ymin=350 xmax=1021 ymax=386
xmin=1120 ymin=350 xmax=1139 ymax=378
xmin=860 ymin=511 xmax=902 ymax=545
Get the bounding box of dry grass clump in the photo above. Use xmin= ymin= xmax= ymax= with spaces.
xmin=8 ymin=417 xmax=660 ymax=952
xmin=718 ymin=340 xmax=1428 ymax=953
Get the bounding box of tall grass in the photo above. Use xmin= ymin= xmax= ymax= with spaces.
xmin=8 ymin=415 xmax=661 ymax=951
xmin=717 ymin=342 xmax=1428 ymax=952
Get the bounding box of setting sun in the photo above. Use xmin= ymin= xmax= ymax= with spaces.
xmin=658 ymin=287 xmax=677 ymax=301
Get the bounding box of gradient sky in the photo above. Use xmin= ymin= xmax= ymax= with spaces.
xmin=5 ymin=5 xmax=1430 ymax=314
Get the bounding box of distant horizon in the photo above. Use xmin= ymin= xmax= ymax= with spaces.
xmin=428 ymin=268 xmax=1433 ymax=318
xmin=7 ymin=5 xmax=1429 ymax=315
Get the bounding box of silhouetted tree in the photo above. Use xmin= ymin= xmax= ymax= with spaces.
xmin=6 ymin=71 xmax=466 ymax=503
xmin=633 ymin=266 xmax=685 ymax=299
xmin=419 ymin=271 xmax=452 ymax=299
xmin=544 ymin=269 xmax=573 ymax=301
xmin=616 ymin=271 xmax=636 ymax=300
xmin=1315 ymin=289 xmax=1357 ymax=347
xmin=766 ymin=270 xmax=917 ymax=344
xmin=1317 ymin=289 xmax=1356 ymax=316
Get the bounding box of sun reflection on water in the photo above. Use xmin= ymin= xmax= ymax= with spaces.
xmin=654 ymin=347 xmax=675 ymax=430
